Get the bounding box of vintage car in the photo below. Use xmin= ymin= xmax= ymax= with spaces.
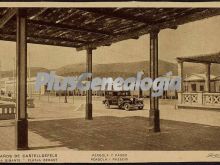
xmin=102 ymin=91 xmax=144 ymax=111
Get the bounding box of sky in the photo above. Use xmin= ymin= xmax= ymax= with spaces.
xmin=0 ymin=14 xmax=220 ymax=71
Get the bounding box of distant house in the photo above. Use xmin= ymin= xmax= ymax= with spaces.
xmin=0 ymin=77 xmax=46 ymax=97
xmin=0 ymin=77 xmax=10 ymax=92
xmin=183 ymin=74 xmax=218 ymax=92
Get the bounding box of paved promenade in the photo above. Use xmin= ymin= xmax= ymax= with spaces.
xmin=0 ymin=96 xmax=220 ymax=150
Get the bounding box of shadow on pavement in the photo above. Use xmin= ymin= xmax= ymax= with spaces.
xmin=29 ymin=116 xmax=220 ymax=150
xmin=29 ymin=145 xmax=66 ymax=150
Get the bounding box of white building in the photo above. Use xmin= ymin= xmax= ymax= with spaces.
xmin=0 ymin=77 xmax=46 ymax=97
xmin=183 ymin=74 xmax=218 ymax=93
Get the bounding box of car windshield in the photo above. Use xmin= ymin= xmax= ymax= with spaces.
xmin=105 ymin=91 xmax=131 ymax=96
xmin=117 ymin=91 xmax=131 ymax=96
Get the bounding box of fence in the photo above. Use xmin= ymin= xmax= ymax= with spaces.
xmin=0 ymin=102 xmax=16 ymax=120
xmin=0 ymin=96 xmax=35 ymax=108
xmin=178 ymin=92 xmax=220 ymax=106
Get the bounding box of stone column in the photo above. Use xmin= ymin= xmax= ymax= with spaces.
xmin=205 ymin=63 xmax=211 ymax=92
xmin=15 ymin=8 xmax=28 ymax=150
xmin=149 ymin=29 xmax=160 ymax=132
xmin=86 ymin=48 xmax=93 ymax=120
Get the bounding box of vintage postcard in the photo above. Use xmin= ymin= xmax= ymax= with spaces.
xmin=0 ymin=1 xmax=219 ymax=163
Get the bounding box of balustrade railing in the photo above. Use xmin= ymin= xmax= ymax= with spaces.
xmin=178 ymin=92 xmax=220 ymax=106
xmin=0 ymin=103 xmax=16 ymax=120
xmin=0 ymin=96 xmax=35 ymax=108
xmin=203 ymin=93 xmax=220 ymax=106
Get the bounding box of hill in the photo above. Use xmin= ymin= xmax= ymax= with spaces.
xmin=1 ymin=61 xmax=219 ymax=79
xmin=56 ymin=60 xmax=178 ymax=78
xmin=0 ymin=67 xmax=49 ymax=78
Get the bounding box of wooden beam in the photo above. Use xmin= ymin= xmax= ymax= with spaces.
xmin=76 ymin=26 xmax=153 ymax=51
xmin=76 ymin=8 xmax=220 ymax=51
xmin=29 ymin=8 xmax=48 ymax=20
xmin=30 ymin=34 xmax=88 ymax=44
xmin=76 ymin=45 xmax=97 ymax=51
xmin=131 ymin=36 xmax=139 ymax=39
xmin=33 ymin=33 xmax=84 ymax=44
xmin=79 ymin=8 xmax=152 ymax=24
xmin=28 ymin=37 xmax=80 ymax=48
xmin=176 ymin=56 xmax=220 ymax=64
xmin=0 ymin=29 xmax=86 ymax=44
xmin=0 ymin=33 xmax=80 ymax=48
xmin=169 ymin=25 xmax=178 ymax=30
xmin=55 ymin=9 xmax=78 ymax=23
xmin=0 ymin=8 xmax=16 ymax=28
xmin=104 ymin=43 xmax=111 ymax=46
xmin=27 ymin=19 xmax=112 ymax=36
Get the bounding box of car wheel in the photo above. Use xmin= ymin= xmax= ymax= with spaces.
xmin=138 ymin=106 xmax=143 ymax=110
xmin=124 ymin=103 xmax=130 ymax=111
xmin=118 ymin=104 xmax=122 ymax=109
xmin=105 ymin=101 xmax=110 ymax=109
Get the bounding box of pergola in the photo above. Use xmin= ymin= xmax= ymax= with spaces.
xmin=176 ymin=52 xmax=220 ymax=110
xmin=0 ymin=7 xmax=220 ymax=150
xmin=177 ymin=52 xmax=220 ymax=93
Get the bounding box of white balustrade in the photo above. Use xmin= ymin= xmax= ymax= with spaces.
xmin=203 ymin=93 xmax=220 ymax=106
xmin=179 ymin=92 xmax=220 ymax=106
xmin=0 ymin=103 xmax=16 ymax=120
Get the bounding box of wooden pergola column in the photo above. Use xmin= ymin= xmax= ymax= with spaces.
xmin=15 ymin=8 xmax=28 ymax=150
xmin=205 ymin=63 xmax=211 ymax=92
xmin=177 ymin=60 xmax=184 ymax=92
xmin=86 ymin=48 xmax=93 ymax=120
xmin=149 ymin=29 xmax=160 ymax=132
